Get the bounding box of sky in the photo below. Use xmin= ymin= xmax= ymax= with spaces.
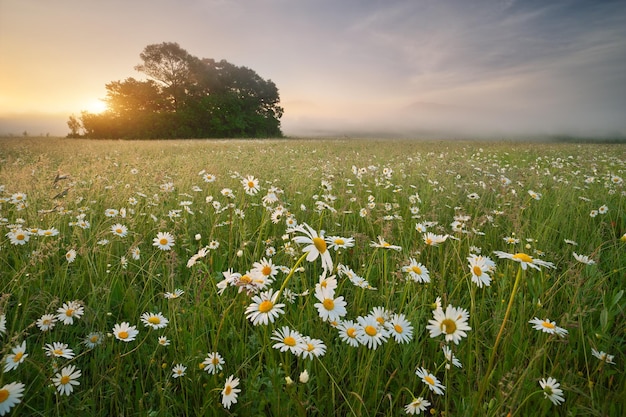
xmin=1 ymin=0 xmax=626 ymax=138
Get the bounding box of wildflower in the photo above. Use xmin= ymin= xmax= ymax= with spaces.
xmin=370 ymin=236 xmax=402 ymax=251
xmin=64 ymin=249 xmax=77 ymax=263
xmin=598 ymin=205 xmax=608 ymax=214
xmin=610 ymin=175 xmax=623 ymax=185
xmin=110 ymin=223 xmax=128 ymax=237
xmin=271 ymin=326 xmax=304 ymax=355
xmin=251 ymin=257 xmax=279 ymax=281
xmin=299 ymin=370 xmax=310 ymax=383
xmin=6 ymin=229 xmax=29 ymax=245
xmin=242 ymin=175 xmax=260 ymax=195
xmin=442 ymin=345 xmax=462 ymax=368
xmin=208 ymin=240 xmax=220 ymax=250
xmin=325 ymin=235 xmax=355 ymax=251
xmin=164 ymin=289 xmax=184 ymax=299
xmin=202 ymin=173 xmax=216 ymax=182
xmin=528 ymin=190 xmax=541 ymax=200
xmin=337 ymin=320 xmax=360 ymax=347
xmin=313 ymin=286 xmax=347 ymax=323
xmin=44 ymin=342 xmax=74 ymax=359
xmin=4 ymin=341 xmax=27 ymax=372
xmin=356 ymin=315 xmax=389 ymax=350
xmin=564 ymin=239 xmax=578 ymax=246
xmin=529 ymin=318 xmax=568 ymax=337
xmin=0 ymin=381 xmax=25 ymax=416
xmin=245 ymin=289 xmax=285 ymax=326
xmin=52 ymin=364 xmax=81 ymax=396
xmin=415 ymin=367 xmax=445 ymax=395
xmin=493 ymin=251 xmax=555 ymax=271
xmin=423 ymin=232 xmax=447 ymax=246
xmin=157 ymin=336 xmax=170 ymax=347
xmin=104 ymin=208 xmax=119 ymax=217
xmin=405 ymin=396 xmax=430 ymax=415
xmin=467 ymin=254 xmax=496 ymax=288
xmin=112 ymin=322 xmax=139 ymax=342
xmin=503 ymin=236 xmax=519 ymax=244
xmin=140 ymin=312 xmax=169 ymax=330
xmin=402 ymin=258 xmax=430 ymax=283
xmin=573 ymin=252 xmax=595 ymax=265
xmin=153 ymin=231 xmax=175 ymax=250
xmin=426 ymin=304 xmax=471 ymax=345
xmin=539 ymin=377 xmax=565 ymax=405
xmin=590 ymin=210 xmax=598 ymax=217
xmin=221 ymin=375 xmax=241 ymax=409
xmin=202 ymin=352 xmax=225 ymax=374
xmin=292 ymin=223 xmax=333 ymax=271
xmin=172 ymin=364 xmax=187 ymax=378
xmin=385 ymin=313 xmax=414 ymax=344
xmin=56 ymin=300 xmax=84 ymax=325
xmin=591 ymin=348 xmax=615 ymax=364
xmin=298 ymin=336 xmax=327 ymax=359
xmin=36 ymin=314 xmax=57 ymax=332
xmin=83 ymin=332 xmax=104 ymax=348
xmin=39 ymin=227 xmax=59 ymax=237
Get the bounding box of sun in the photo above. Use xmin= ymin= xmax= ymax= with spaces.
xmin=85 ymin=99 xmax=108 ymax=114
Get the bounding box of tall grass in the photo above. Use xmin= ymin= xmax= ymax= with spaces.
xmin=0 ymin=137 xmax=624 ymax=416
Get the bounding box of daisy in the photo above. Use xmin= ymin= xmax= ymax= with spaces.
xmin=251 ymin=257 xmax=279 ymax=281
xmin=56 ymin=300 xmax=84 ymax=325
xmin=140 ymin=312 xmax=169 ymax=330
xmin=39 ymin=227 xmax=59 ymax=237
xmin=528 ymin=190 xmax=542 ymax=200
xmin=591 ymin=348 xmax=615 ymax=364
xmin=83 ymin=332 xmax=104 ymax=348
xmin=63 ymin=248 xmax=78 ymax=264
xmin=405 ymin=396 xmax=430 ymax=415
xmin=44 ymin=342 xmax=74 ymax=359
xmin=370 ymin=236 xmax=402 ymax=251
xmin=539 ymin=377 xmax=565 ymax=405
xmin=426 ymin=304 xmax=471 ymax=345
xmin=336 ymin=320 xmax=360 ymax=347
xmin=202 ymin=352 xmax=225 ymax=374
xmin=171 ymin=364 xmax=186 ymax=378
xmin=316 ymin=271 xmax=338 ymax=292
xmin=529 ymin=318 xmax=568 ymax=337
xmin=6 ymin=229 xmax=29 ymax=245
xmin=4 ymin=341 xmax=27 ymax=372
xmin=292 ymin=223 xmax=333 ymax=271
xmin=297 ymin=336 xmax=327 ymax=360
xmin=112 ymin=322 xmax=139 ymax=342
xmin=157 ymin=336 xmax=170 ymax=347
xmin=130 ymin=247 xmax=141 ymax=260
xmin=442 ymin=345 xmax=462 ymax=368
xmin=110 ymin=223 xmax=128 ymax=237
xmin=423 ymin=232 xmax=447 ymax=247
xmin=36 ymin=314 xmax=57 ymax=332
xmin=356 ymin=315 xmax=389 ymax=350
xmin=573 ymin=252 xmax=595 ymax=265
xmin=325 ymin=235 xmax=355 ymax=251
xmin=202 ymin=173 xmax=216 ymax=182
xmin=0 ymin=381 xmax=25 ymax=416
xmin=221 ymin=375 xmax=241 ymax=409
xmin=402 ymin=258 xmax=430 ymax=283
xmin=271 ymin=326 xmax=304 ymax=355
xmin=493 ymin=251 xmax=555 ymax=271
xmin=385 ymin=313 xmax=414 ymax=344
xmin=104 ymin=208 xmax=119 ymax=217
xmin=153 ymin=231 xmax=175 ymax=251
xmin=242 ymin=175 xmax=260 ymax=195
xmin=467 ymin=254 xmax=496 ymax=288
xmin=52 ymin=364 xmax=81 ymax=396
xmin=313 ymin=286 xmax=347 ymax=323
xmin=598 ymin=205 xmax=608 ymax=214
xmin=245 ymin=289 xmax=285 ymax=326
xmin=415 ymin=367 xmax=445 ymax=395
xmin=164 ymin=289 xmax=184 ymax=299
xmin=299 ymin=370 xmax=310 ymax=384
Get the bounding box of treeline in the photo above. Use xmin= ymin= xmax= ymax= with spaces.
xmin=68 ymin=42 xmax=283 ymax=139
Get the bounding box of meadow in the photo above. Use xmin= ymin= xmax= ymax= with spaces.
xmin=0 ymin=137 xmax=624 ymax=416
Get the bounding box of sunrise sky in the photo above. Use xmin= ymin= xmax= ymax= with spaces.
xmin=1 ymin=0 xmax=626 ymax=138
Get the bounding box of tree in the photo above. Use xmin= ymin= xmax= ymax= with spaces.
xmin=71 ymin=42 xmax=283 ymax=139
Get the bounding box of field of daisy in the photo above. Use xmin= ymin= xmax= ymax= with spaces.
xmin=0 ymin=137 xmax=624 ymax=416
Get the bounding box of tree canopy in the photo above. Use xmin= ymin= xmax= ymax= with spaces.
xmin=68 ymin=42 xmax=284 ymax=139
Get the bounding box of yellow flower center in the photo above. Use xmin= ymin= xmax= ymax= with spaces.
xmin=424 ymin=375 xmax=435 ymax=386
xmin=323 ymin=298 xmax=335 ymax=310
xmin=65 ymin=309 xmax=74 ymax=317
xmin=90 ymin=335 xmax=99 ymax=343
xmin=334 ymin=238 xmax=345 ymax=245
xmin=313 ymin=237 xmax=327 ymax=254
xmin=148 ymin=316 xmax=161 ymax=324
xmin=16 ymin=233 xmax=25 ymax=241
xmin=411 ymin=265 xmax=422 ymax=275
xmin=262 ymin=265 xmax=272 ymax=276
xmin=425 ymin=238 xmax=433 ymax=245
xmin=365 ymin=325 xmax=378 ymax=336
xmin=394 ymin=324 xmax=404 ymax=333
xmin=212 ymin=357 xmax=220 ymax=365
xmin=472 ymin=265 xmax=483 ymax=276
xmin=240 ymin=275 xmax=252 ymax=284
xmin=248 ymin=181 xmax=255 ymax=188
xmin=347 ymin=328 xmax=357 ymax=338
xmin=0 ymin=389 xmax=9 ymax=403
xmin=513 ymin=253 xmax=533 ymax=263
xmin=306 ymin=343 xmax=314 ymax=352
xmin=542 ymin=321 xmax=555 ymax=329
xmin=60 ymin=375 xmax=70 ymax=385
xmin=224 ymin=386 xmax=232 ymax=395
xmin=116 ymin=228 xmax=122 ymax=234
xmin=54 ymin=349 xmax=63 ymax=356
xmin=159 ymin=238 xmax=168 ymax=245
xmin=376 ymin=316 xmax=385 ymax=325
xmin=118 ymin=331 xmax=129 ymax=339
xmin=258 ymin=300 xmax=274 ymax=313
xmin=441 ymin=318 xmax=457 ymax=335
xmin=284 ymin=336 xmax=296 ymax=346
xmin=44 ymin=231 xmax=52 ymax=236
xmin=13 ymin=352 xmax=23 ymax=362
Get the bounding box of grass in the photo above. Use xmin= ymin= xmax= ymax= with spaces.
xmin=0 ymin=137 xmax=624 ymax=416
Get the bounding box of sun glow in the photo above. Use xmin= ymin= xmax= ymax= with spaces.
xmin=85 ymin=99 xmax=108 ymax=114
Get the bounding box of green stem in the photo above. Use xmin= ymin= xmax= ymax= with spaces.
xmin=275 ymin=252 xmax=308 ymax=300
